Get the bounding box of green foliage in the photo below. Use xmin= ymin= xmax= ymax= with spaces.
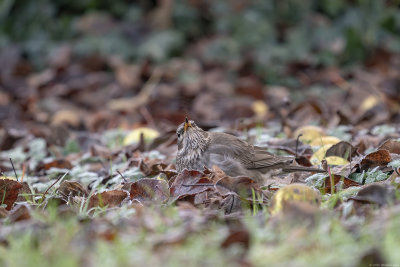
xmin=350 ymin=168 xmax=390 ymax=184
xmin=1 ymin=0 xmax=400 ymax=80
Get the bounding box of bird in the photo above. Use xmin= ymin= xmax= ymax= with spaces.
xmin=176 ymin=118 xmax=325 ymax=183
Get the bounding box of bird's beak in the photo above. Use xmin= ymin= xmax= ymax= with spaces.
xmin=184 ymin=117 xmax=192 ymax=131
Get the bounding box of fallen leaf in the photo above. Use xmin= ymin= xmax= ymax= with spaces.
xmin=360 ymin=95 xmax=380 ymax=112
xmin=325 ymin=141 xmax=358 ymax=161
xmin=88 ymin=190 xmax=128 ymax=209
xmin=324 ymin=156 xmax=349 ymax=166
xmin=16 ymin=182 xmax=33 ymax=202
xmin=310 ymin=144 xmax=333 ymax=165
xmin=309 ymin=136 xmax=341 ymax=147
xmin=293 ymin=125 xmax=325 ymax=144
xmin=378 ymin=139 xmax=400 ymax=155
xmin=270 ymin=183 xmax=320 ymax=215
xmin=251 ymin=100 xmax=269 ymax=119
xmin=8 ymin=204 xmax=31 ymax=222
xmin=36 ymin=158 xmax=73 ymax=171
xmin=221 ymin=229 xmax=250 ymax=250
xmin=128 ymin=178 xmax=169 ymax=204
xmin=51 ymin=110 xmax=81 ymax=127
xmin=359 ymin=149 xmax=392 ymax=172
xmin=349 ymin=183 xmax=396 ymax=206
xmin=324 ymin=174 xmax=361 ymax=192
xmin=0 ymin=178 xmax=23 ymax=210
xmin=123 ymin=127 xmax=160 ymax=145
xmin=169 ymin=170 xmax=213 ymax=203
xmin=57 ymin=181 xmax=89 ymax=202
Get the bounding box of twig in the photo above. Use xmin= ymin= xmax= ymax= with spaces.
xmin=228 ymin=195 xmax=235 ymax=214
xmin=40 ymin=171 xmax=69 ymax=202
xmin=20 ymin=163 xmax=26 ymax=183
xmin=295 ymin=134 xmax=303 ymax=159
xmin=349 ymin=137 xmax=353 ymax=177
xmin=327 ymin=165 xmax=335 ymax=195
xmin=117 ymin=170 xmax=128 ymax=183
xmin=9 ymin=158 xmax=18 ymax=181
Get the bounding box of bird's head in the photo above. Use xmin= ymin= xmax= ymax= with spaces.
xmin=176 ymin=117 xmax=207 ymax=151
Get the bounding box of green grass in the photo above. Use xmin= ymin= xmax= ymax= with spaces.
xmin=1 ymin=199 xmax=400 ymax=267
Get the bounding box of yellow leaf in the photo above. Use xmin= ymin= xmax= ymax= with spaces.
xmin=309 ymin=136 xmax=341 ymax=147
xmin=293 ymin=125 xmax=325 ymax=144
xmin=252 ymin=100 xmax=269 ymax=119
xmin=360 ymin=95 xmax=379 ymax=111
xmin=310 ymin=144 xmax=333 ymax=165
xmin=324 ymin=156 xmax=349 ymax=166
xmin=0 ymin=176 xmax=17 ymax=181
xmin=123 ymin=127 xmax=160 ymax=145
xmin=270 ymin=184 xmax=320 ymax=215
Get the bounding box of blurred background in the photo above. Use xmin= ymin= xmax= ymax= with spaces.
xmin=0 ymin=0 xmax=400 ymax=146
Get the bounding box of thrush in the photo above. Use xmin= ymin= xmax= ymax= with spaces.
xmin=176 ymin=118 xmax=325 ymax=183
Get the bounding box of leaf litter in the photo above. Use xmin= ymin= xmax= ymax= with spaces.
xmin=1 ymin=3 xmax=400 ymax=266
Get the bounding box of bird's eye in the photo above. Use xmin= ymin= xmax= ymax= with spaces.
xmin=177 ymin=133 xmax=181 ymax=138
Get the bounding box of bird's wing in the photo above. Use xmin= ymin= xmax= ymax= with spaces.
xmin=207 ymin=133 xmax=293 ymax=170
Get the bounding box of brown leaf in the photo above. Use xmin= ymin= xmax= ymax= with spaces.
xmin=378 ymin=139 xmax=400 ymax=155
xmin=16 ymin=182 xmax=33 ymax=202
xmin=324 ymin=174 xmax=360 ymax=192
xmin=221 ymin=229 xmax=250 ymax=250
xmin=169 ymin=170 xmax=213 ymax=203
xmin=325 ymin=141 xmax=358 ymax=161
xmin=8 ymin=204 xmax=31 ymax=222
xmin=0 ymin=178 xmax=23 ymax=210
xmin=353 ymin=135 xmax=382 ymax=155
xmin=57 ymin=181 xmax=89 ymax=202
xmin=127 ymin=178 xmax=169 ymax=204
xmin=295 ymin=156 xmax=313 ymax=167
xmin=359 ymin=149 xmax=392 ymax=172
xmin=88 ymin=190 xmax=128 ymax=209
xmin=349 ymin=184 xmax=396 ymax=206
xmin=0 ymin=206 xmax=9 ymax=218
xmin=51 ymin=110 xmax=81 ymax=127
xmin=36 ymin=158 xmax=73 ymax=172
xmin=139 ymin=160 xmax=178 ymax=179
xmin=236 ymin=76 xmax=264 ymax=99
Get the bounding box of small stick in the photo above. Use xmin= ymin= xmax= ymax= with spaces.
xmin=20 ymin=163 xmax=26 ymax=183
xmin=349 ymin=138 xmax=353 ymax=177
xmin=117 ymin=170 xmax=128 ymax=183
xmin=228 ymin=195 xmax=235 ymax=214
xmin=9 ymin=158 xmax=18 ymax=181
xmin=295 ymin=134 xmax=303 ymax=159
xmin=40 ymin=171 xmax=69 ymax=202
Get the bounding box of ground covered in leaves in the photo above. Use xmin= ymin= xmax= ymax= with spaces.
xmin=1 ymin=1 xmax=400 ymax=267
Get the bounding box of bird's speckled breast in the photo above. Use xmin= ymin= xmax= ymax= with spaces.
xmin=176 ymin=130 xmax=210 ymax=172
